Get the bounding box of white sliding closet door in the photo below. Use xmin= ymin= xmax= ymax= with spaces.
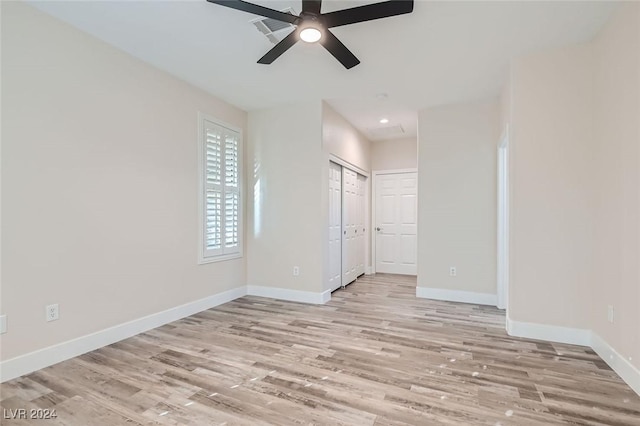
xmin=328 ymin=161 xmax=367 ymax=290
xmin=356 ymin=174 xmax=366 ymax=277
xmin=342 ymin=168 xmax=358 ymax=286
xmin=328 ymin=162 xmax=342 ymax=291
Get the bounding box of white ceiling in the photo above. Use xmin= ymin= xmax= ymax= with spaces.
xmin=29 ymin=0 xmax=615 ymax=141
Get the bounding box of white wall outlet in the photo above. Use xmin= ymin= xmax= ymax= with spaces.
xmin=293 ymin=266 xmax=300 ymax=276
xmin=0 ymin=315 xmax=7 ymax=334
xmin=607 ymin=305 xmax=614 ymax=323
xmin=449 ymin=267 xmax=457 ymax=277
xmin=46 ymin=304 xmax=59 ymax=322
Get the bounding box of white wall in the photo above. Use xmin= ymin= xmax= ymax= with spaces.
xmin=1 ymin=3 xmax=247 ymax=361
xmin=371 ymin=138 xmax=417 ymax=171
xmin=417 ymin=101 xmax=499 ymax=299
xmin=509 ymin=44 xmax=595 ymax=329
xmin=591 ymin=3 xmax=639 ymax=371
xmin=247 ymin=102 xmax=324 ymax=294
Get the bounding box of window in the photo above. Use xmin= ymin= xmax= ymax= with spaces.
xmin=198 ymin=114 xmax=242 ymax=263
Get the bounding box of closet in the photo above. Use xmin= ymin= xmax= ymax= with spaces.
xmin=328 ymin=161 xmax=367 ymax=291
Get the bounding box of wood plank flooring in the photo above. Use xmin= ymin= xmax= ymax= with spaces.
xmin=1 ymin=274 xmax=639 ymax=425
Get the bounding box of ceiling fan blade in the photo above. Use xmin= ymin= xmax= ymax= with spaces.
xmin=322 ymin=0 xmax=413 ymax=28
xmin=302 ymin=0 xmax=322 ymax=14
xmin=320 ymin=30 xmax=360 ymax=69
xmin=257 ymin=30 xmax=299 ymax=64
xmin=206 ymin=0 xmax=299 ymax=24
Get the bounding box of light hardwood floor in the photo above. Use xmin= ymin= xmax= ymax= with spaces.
xmin=1 ymin=274 xmax=639 ymax=425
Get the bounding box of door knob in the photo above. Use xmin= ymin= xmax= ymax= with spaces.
xmin=376 ymin=227 xmax=381 ymax=231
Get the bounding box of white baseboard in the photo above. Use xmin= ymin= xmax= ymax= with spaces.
xmin=247 ymin=285 xmax=331 ymax=305
xmin=0 ymin=286 xmax=247 ymax=383
xmin=505 ymin=318 xmax=639 ymax=396
xmin=506 ymin=316 xmax=591 ymax=346
xmin=365 ymin=266 xmax=373 ymax=275
xmin=320 ymin=289 xmax=332 ymax=303
xmin=416 ymin=286 xmax=497 ymax=306
xmin=591 ymin=333 xmax=640 ymax=396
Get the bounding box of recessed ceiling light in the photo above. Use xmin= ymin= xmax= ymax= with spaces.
xmin=376 ymin=93 xmax=389 ymax=100
xmin=300 ymin=27 xmax=322 ymax=43
xmin=379 ymin=118 xmax=389 ymax=124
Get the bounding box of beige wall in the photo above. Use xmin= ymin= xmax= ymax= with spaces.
xmin=592 ymin=3 xmax=640 ymax=369
xmin=247 ymin=102 xmax=324 ymax=293
xmin=322 ymin=103 xmax=372 ymax=172
xmin=371 ymin=138 xmax=417 ymax=171
xmin=507 ymin=3 xmax=639 ymax=372
xmin=499 ymin=77 xmax=511 ymax=135
xmin=509 ymin=44 xmax=595 ymax=329
xmin=247 ymin=103 xmax=374 ymax=295
xmin=1 ymin=3 xmax=247 ymax=360
xmin=417 ymin=101 xmax=499 ymax=296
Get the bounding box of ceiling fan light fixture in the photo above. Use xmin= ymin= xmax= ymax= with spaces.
xmin=300 ymin=26 xmax=322 ymax=43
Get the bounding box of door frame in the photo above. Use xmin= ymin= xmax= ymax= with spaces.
xmin=497 ymin=126 xmax=510 ymax=312
xmin=371 ymin=168 xmax=418 ymax=275
xmin=328 ymin=155 xmax=370 ymax=178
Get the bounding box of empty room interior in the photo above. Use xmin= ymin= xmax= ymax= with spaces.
xmin=1 ymin=0 xmax=640 ymax=424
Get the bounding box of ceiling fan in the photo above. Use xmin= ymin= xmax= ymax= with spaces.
xmin=206 ymin=0 xmax=414 ymax=69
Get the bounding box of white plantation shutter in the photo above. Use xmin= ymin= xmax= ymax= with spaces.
xmin=225 ymin=192 xmax=239 ymax=247
xmin=201 ymin=117 xmax=242 ymax=260
xmin=224 ymin=134 xmax=239 ymax=250
xmin=205 ymin=127 xmax=223 ymax=254
xmin=205 ymin=190 xmax=222 ymax=252
xmin=225 ymin=135 xmax=239 ymax=187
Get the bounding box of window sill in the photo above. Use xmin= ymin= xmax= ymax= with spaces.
xmin=198 ymin=253 xmax=243 ymax=265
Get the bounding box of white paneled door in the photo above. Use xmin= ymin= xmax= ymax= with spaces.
xmin=328 ymin=162 xmax=367 ymax=291
xmin=375 ymin=172 xmax=418 ymax=275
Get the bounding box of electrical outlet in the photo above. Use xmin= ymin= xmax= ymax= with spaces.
xmin=449 ymin=267 xmax=457 ymax=277
xmin=607 ymin=305 xmax=614 ymax=323
xmin=0 ymin=315 xmax=7 ymax=334
xmin=46 ymin=304 xmax=59 ymax=322
xmin=293 ymin=266 xmax=300 ymax=276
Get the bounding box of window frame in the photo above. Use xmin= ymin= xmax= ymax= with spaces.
xmin=197 ymin=113 xmax=243 ymax=264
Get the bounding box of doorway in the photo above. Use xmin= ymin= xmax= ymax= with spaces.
xmin=497 ymin=128 xmax=509 ymax=311
xmin=373 ymin=170 xmax=418 ymax=275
